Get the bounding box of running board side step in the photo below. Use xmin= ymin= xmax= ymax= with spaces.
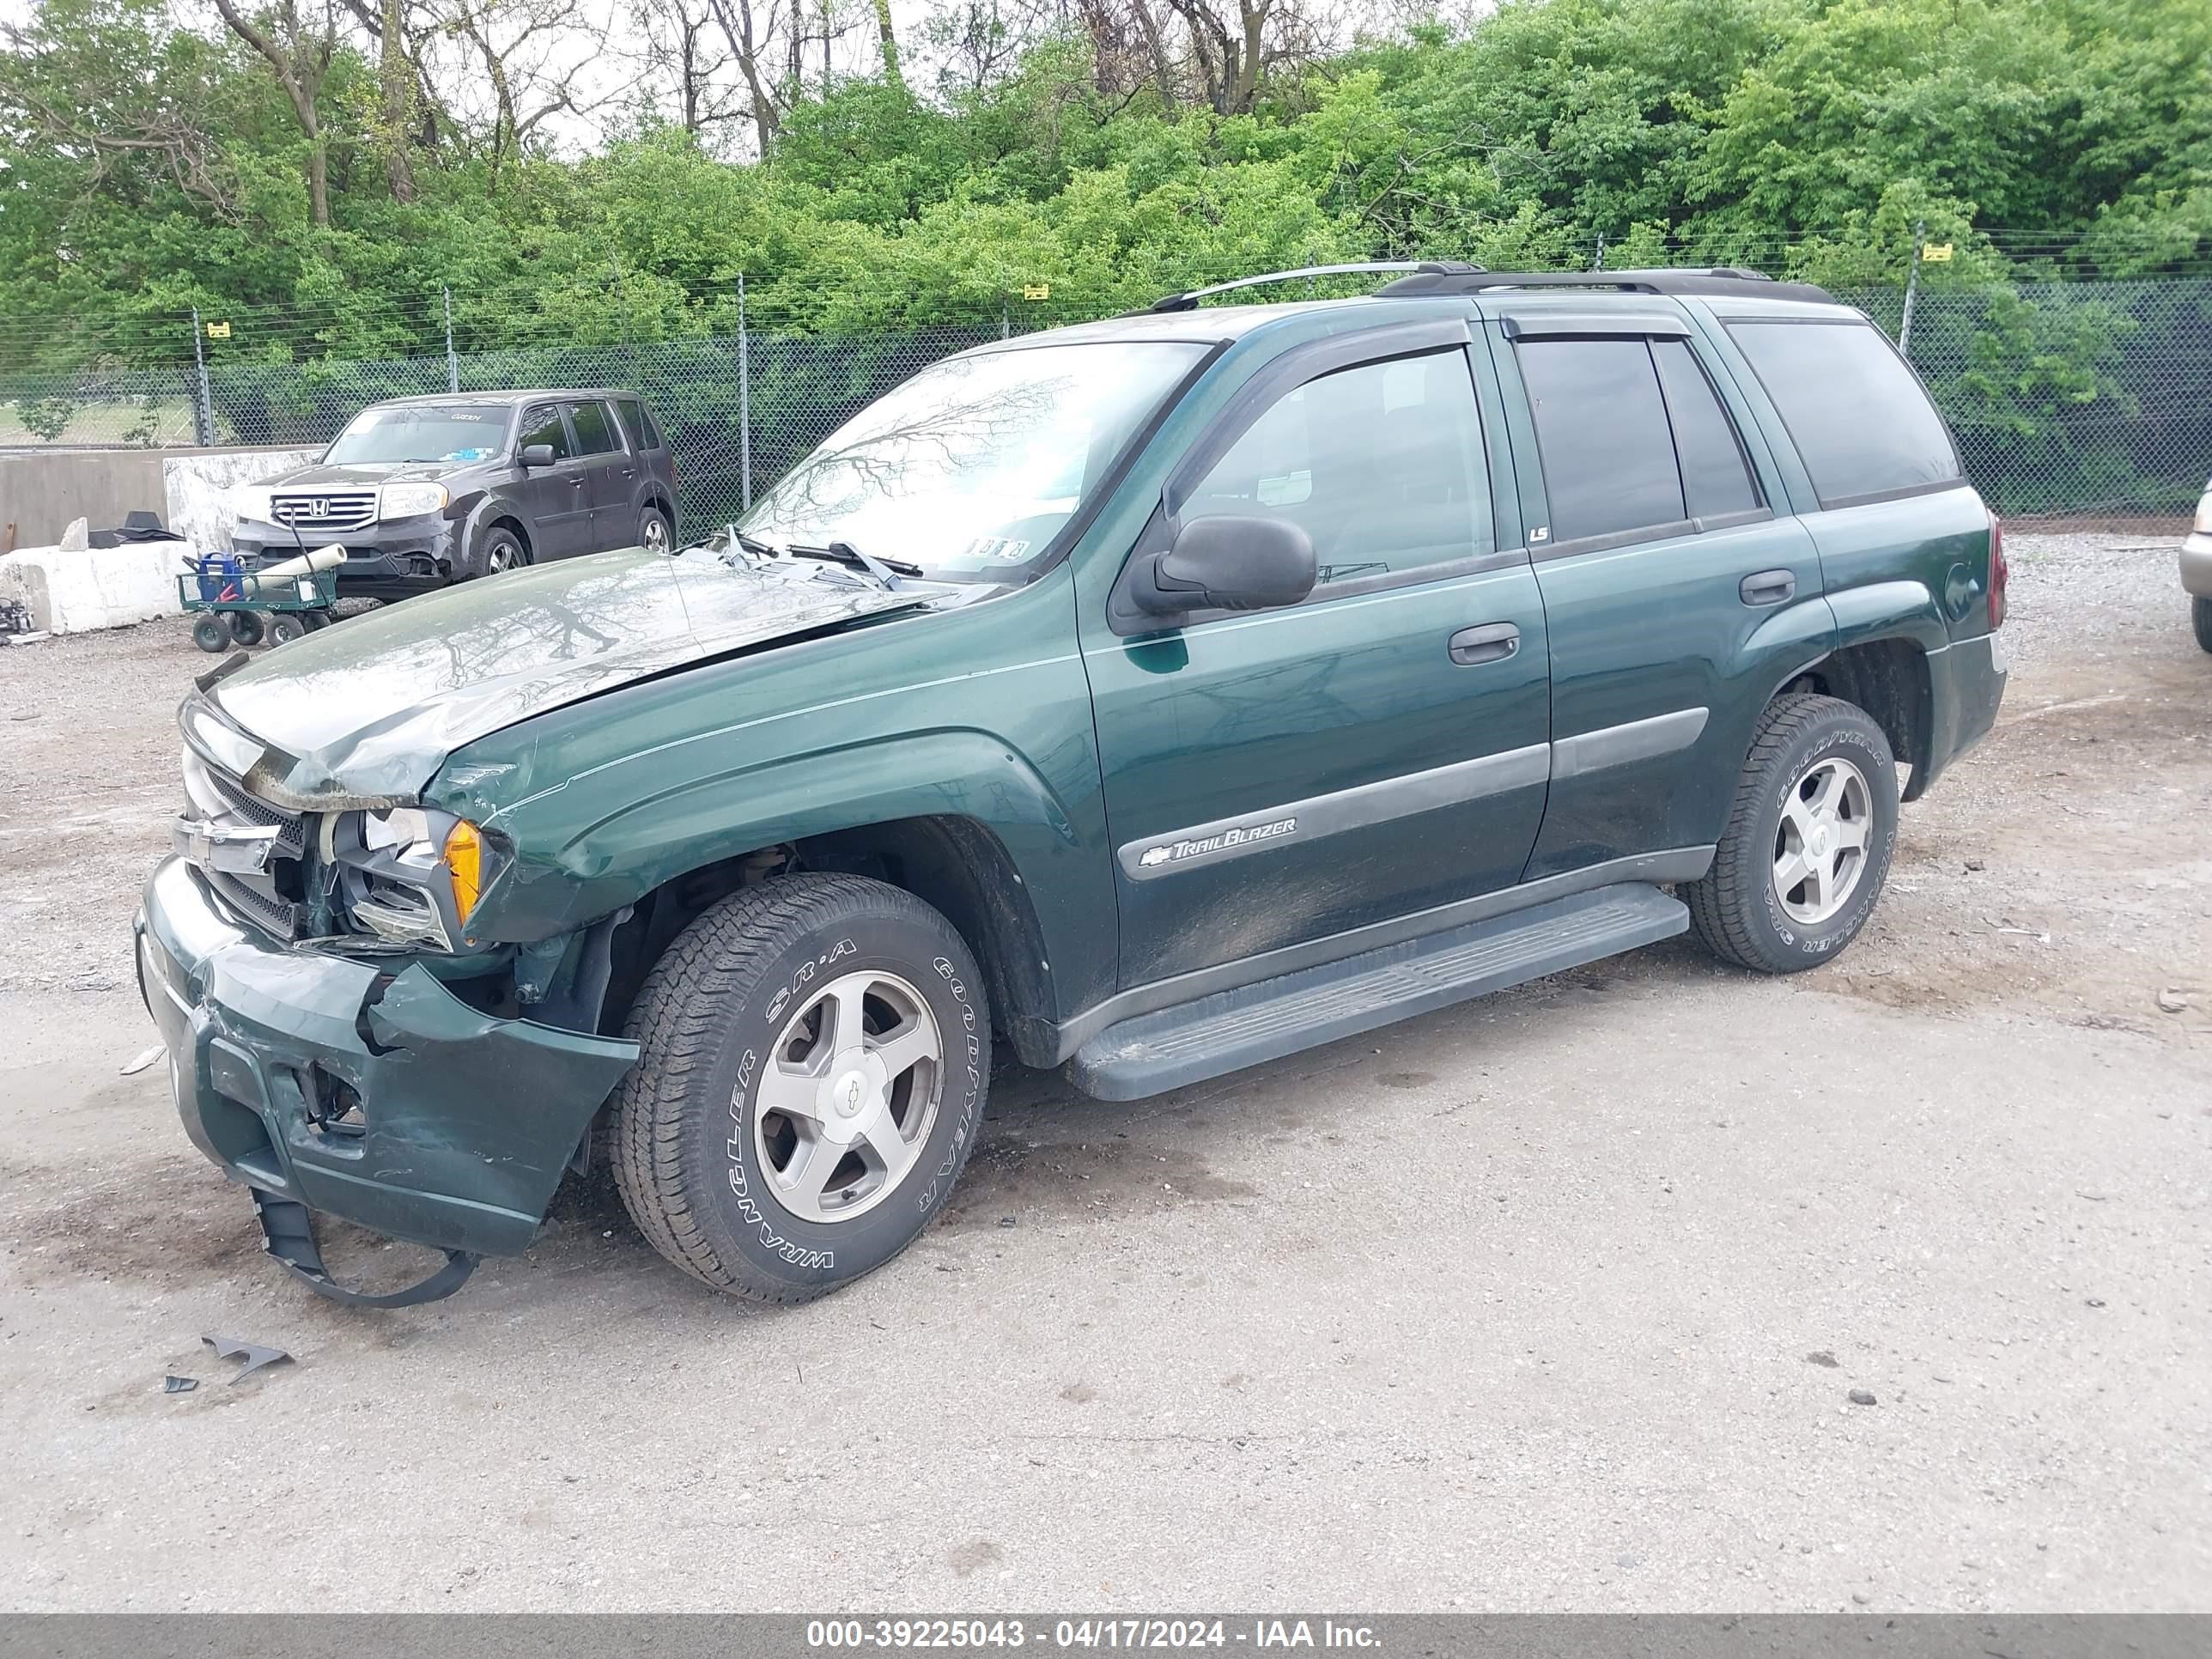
xmin=1068 ymin=883 xmax=1687 ymax=1101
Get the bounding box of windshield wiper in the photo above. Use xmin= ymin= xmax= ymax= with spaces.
xmin=788 ymin=540 xmax=925 ymax=580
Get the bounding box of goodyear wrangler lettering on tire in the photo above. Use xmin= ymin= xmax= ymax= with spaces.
xmin=611 ymin=875 xmax=991 ymax=1303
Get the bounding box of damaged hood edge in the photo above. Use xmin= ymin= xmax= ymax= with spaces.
xmin=195 ymin=550 xmax=936 ymax=809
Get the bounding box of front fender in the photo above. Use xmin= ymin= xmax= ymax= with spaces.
xmin=464 ymin=726 xmax=1115 ymax=1020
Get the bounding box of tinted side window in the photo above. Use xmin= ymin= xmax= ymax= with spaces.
xmin=1182 ymin=350 xmax=1492 ymax=586
xmin=619 ymin=397 xmax=665 ymax=450
xmin=1516 ymin=338 xmax=1684 ymax=544
xmin=1728 ymin=319 xmax=1961 ymax=506
xmin=517 ymin=404 xmax=572 ymax=460
xmin=1650 ymin=338 xmax=1761 ymax=520
xmin=568 ymin=400 xmax=619 ymax=455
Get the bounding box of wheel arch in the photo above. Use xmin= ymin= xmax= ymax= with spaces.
xmin=595 ymin=813 xmax=1057 ymax=1062
xmin=1781 ymin=635 xmax=1934 ymax=799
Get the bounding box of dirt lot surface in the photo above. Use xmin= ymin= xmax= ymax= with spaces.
xmin=2 ymin=533 xmax=2207 ymax=1611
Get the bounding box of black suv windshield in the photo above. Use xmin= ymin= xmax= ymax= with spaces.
xmin=740 ymin=341 xmax=1205 ymax=580
xmin=325 ymin=404 xmax=514 ymax=465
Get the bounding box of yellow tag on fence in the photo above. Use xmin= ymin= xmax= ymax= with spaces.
xmin=1923 ymin=244 xmax=1954 ymax=263
xmin=204 ymin=320 xmax=232 ymax=338
xmin=1021 ymin=283 xmax=1051 ymax=301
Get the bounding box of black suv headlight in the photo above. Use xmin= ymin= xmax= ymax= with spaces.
xmin=331 ymin=807 xmax=503 ymax=951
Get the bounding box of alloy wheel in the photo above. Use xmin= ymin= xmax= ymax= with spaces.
xmin=1772 ymin=755 xmax=1873 ymax=926
xmin=752 ymin=969 xmax=943 ymax=1223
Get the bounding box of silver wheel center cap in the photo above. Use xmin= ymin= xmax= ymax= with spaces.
xmin=831 ymin=1071 xmax=870 ymax=1118
xmin=1808 ymin=822 xmax=1832 ymax=858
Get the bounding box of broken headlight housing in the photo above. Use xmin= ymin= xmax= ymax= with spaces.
xmin=330 ymin=806 xmax=503 ymax=951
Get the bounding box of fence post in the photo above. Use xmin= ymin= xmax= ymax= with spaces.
xmin=1000 ymin=300 xmax=1010 ymax=341
xmin=1594 ymin=233 xmax=1606 ymax=272
xmin=737 ymin=272 xmax=752 ymax=511
xmin=1898 ymin=218 xmax=1926 ymax=357
xmin=444 ymin=287 xmax=459 ymax=392
xmin=188 ymin=307 xmax=216 ymax=447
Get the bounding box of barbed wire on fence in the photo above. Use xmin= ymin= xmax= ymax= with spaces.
xmin=4 ymin=254 xmax=2208 ymax=522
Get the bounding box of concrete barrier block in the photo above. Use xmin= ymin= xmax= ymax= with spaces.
xmin=0 ymin=541 xmax=188 ymax=634
xmin=164 ymin=448 xmax=319 ymax=553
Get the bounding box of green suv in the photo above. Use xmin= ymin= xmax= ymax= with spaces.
xmin=136 ymin=264 xmax=2008 ymax=1307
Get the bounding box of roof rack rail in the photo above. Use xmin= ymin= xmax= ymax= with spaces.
xmin=1146 ymin=260 xmax=1486 ymax=313
xmin=1375 ymin=266 xmax=1835 ymax=303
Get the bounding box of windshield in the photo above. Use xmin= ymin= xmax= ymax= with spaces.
xmin=740 ymin=341 xmax=1206 ymax=580
xmin=325 ymin=404 xmax=514 ymax=465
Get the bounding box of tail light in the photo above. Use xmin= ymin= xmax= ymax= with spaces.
xmin=1987 ymin=511 xmax=2008 ymax=629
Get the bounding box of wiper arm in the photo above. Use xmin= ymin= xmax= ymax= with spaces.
xmin=788 ymin=540 xmax=925 ymax=580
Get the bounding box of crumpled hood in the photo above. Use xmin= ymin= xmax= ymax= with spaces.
xmin=204 ymin=549 xmax=927 ymax=807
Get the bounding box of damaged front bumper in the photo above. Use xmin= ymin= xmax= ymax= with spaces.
xmin=135 ymin=855 xmax=637 ymax=1282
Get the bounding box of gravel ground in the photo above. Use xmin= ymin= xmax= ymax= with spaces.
xmin=0 ymin=534 xmax=2206 ymax=1611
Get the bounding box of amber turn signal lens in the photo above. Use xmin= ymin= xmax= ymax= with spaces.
xmin=444 ymin=819 xmax=485 ymax=921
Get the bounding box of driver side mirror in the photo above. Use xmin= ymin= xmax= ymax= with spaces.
xmin=518 ymin=443 xmax=556 ymax=468
xmin=1129 ymin=515 xmax=1317 ymax=617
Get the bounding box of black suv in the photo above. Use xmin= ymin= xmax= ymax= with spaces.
xmin=228 ymin=389 xmax=681 ymax=598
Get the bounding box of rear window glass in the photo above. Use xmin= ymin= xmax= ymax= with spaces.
xmin=1650 ymin=338 xmax=1762 ymax=520
xmin=1516 ymin=337 xmax=1684 ymax=544
xmin=1728 ymin=320 xmax=1961 ymax=507
xmin=618 ymin=398 xmax=665 ymax=450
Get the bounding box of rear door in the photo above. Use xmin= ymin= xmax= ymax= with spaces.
xmin=615 ymin=395 xmax=676 ymax=534
xmin=564 ymin=398 xmax=632 ymax=549
xmin=514 ymin=402 xmax=594 ymax=560
xmin=1486 ymin=306 xmax=1833 ymax=880
xmin=1081 ymin=322 xmax=1553 ymax=988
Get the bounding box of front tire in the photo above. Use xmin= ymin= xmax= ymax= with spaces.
xmin=2193 ymin=595 xmax=2211 ymax=653
xmin=611 ymin=874 xmax=990 ymax=1303
xmin=471 ymin=525 xmax=527 ymax=579
xmin=192 ymin=616 xmax=233 ymax=653
xmin=1685 ymin=693 xmax=1899 ymax=974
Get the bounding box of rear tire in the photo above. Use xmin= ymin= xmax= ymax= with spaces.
xmin=226 ymin=611 xmax=265 ymax=647
xmin=610 ymin=874 xmax=990 ymax=1303
xmin=1685 ymin=693 xmax=1899 ymax=975
xmin=191 ymin=616 xmax=232 ymax=653
xmin=265 ymin=613 xmax=306 ymax=647
xmin=2193 ymin=595 xmax=2212 ymax=653
xmin=637 ymin=506 xmax=672 ymax=554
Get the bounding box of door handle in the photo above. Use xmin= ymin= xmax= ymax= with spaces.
xmin=1448 ymin=623 xmax=1520 ymax=665
xmin=569 ymin=476 xmax=586 ymax=488
xmin=1740 ymin=568 xmax=1796 ymax=607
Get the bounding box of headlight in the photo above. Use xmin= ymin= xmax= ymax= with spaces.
xmin=340 ymin=807 xmax=501 ymax=948
xmin=231 ymin=484 xmax=275 ymax=523
xmin=378 ymin=481 xmax=449 ymax=520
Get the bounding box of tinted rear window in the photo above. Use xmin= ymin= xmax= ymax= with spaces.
xmin=618 ymin=397 xmax=665 ymax=450
xmin=1516 ymin=337 xmax=1684 ymax=544
xmin=1650 ymin=338 xmax=1761 ymax=520
xmin=1728 ymin=319 xmax=1961 ymax=507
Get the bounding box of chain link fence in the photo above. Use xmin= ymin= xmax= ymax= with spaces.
xmin=5 ymin=276 xmax=2208 ymax=527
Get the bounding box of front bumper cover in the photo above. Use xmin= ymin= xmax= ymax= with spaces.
xmin=234 ymin=516 xmax=459 ymax=593
xmin=136 ymin=855 xmax=637 ymax=1268
xmin=2181 ymin=532 xmax=2212 ymax=599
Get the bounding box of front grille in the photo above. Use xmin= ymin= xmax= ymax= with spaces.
xmin=207 ymin=867 xmax=305 ymax=938
xmin=184 ymin=750 xmax=305 ymax=857
xmin=179 ymin=748 xmax=311 ymax=939
xmin=270 ymin=489 xmax=377 ymax=534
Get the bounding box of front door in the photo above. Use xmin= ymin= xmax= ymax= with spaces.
xmin=514 ymin=402 xmax=594 ymax=560
xmin=1081 ymin=328 xmax=1553 ymax=989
